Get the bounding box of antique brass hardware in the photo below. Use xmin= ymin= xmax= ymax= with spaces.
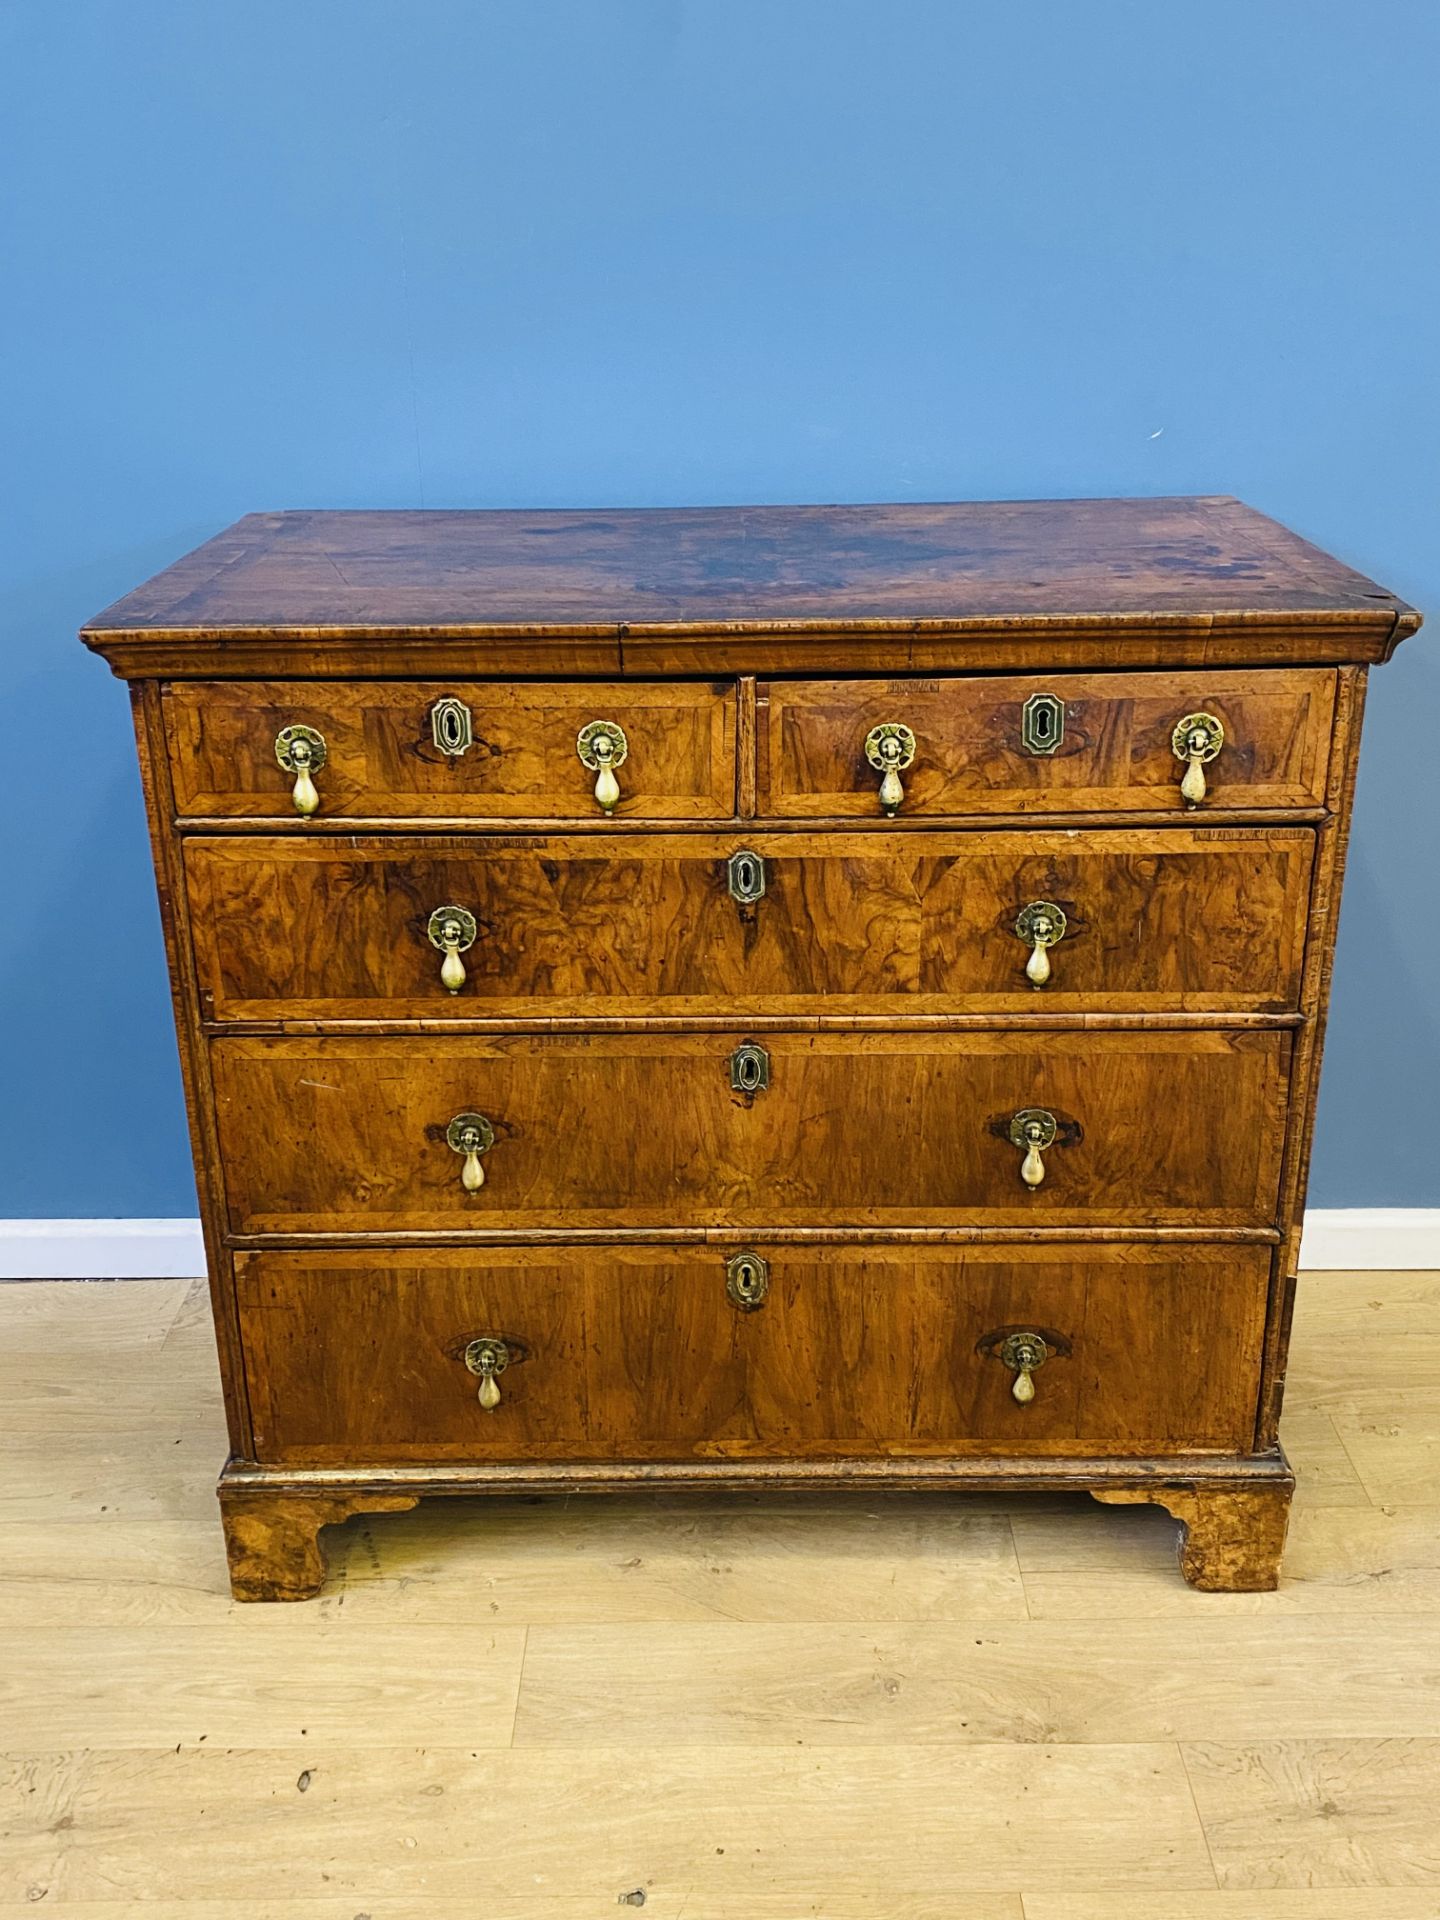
xmin=430 ymin=696 xmax=474 ymax=757
xmin=1021 ymin=692 xmax=1065 ymax=755
xmin=445 ymin=1111 xmax=494 ymax=1191
xmin=274 ymin=725 xmax=327 ymax=816
xmin=1171 ymin=710 xmax=1225 ymax=806
xmin=998 ymin=1330 xmax=1050 ymax=1404
xmin=729 ymin=1042 xmax=770 ymax=1094
xmin=727 ymin=848 xmax=767 ymax=906
xmin=725 ymin=1250 xmax=770 ymax=1310
xmin=1014 ymin=900 xmax=1067 ymax=988
xmin=427 ymin=906 xmax=478 ymax=994
xmin=863 ymin=722 xmax=917 ymax=815
xmin=576 ymin=720 xmax=629 ymax=813
xmin=1008 ymin=1108 xmax=1058 ymax=1188
xmin=463 ymin=1336 xmax=510 ymax=1409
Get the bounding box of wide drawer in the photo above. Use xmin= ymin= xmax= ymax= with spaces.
xmin=235 ymin=1241 xmax=1270 ymax=1463
xmin=211 ymin=1029 xmax=1290 ymax=1233
xmin=163 ymin=679 xmax=737 ymax=820
xmin=760 ymin=669 xmax=1336 ymax=816
xmin=187 ymin=826 xmax=1314 ymax=1020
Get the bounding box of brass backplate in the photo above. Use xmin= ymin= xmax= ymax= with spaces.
xmin=1008 ymin=1107 xmax=1058 ymax=1150
xmin=1015 ymin=900 xmax=1067 ymax=947
xmin=1171 ymin=710 xmax=1224 ymax=763
xmin=998 ymin=1330 xmax=1050 ymax=1375
xmin=1020 ymin=692 xmax=1065 ymax=755
xmin=725 ymin=1251 xmax=770 ymax=1310
xmin=463 ymin=1336 xmax=510 ymax=1379
xmin=446 ymin=1111 xmax=495 ymax=1156
xmin=576 ymin=719 xmax=629 ymax=770
xmin=428 ymin=905 xmax=478 ymax=953
xmin=274 ymin=723 xmax=327 ymax=773
xmin=863 ymin=721 xmax=916 ymax=772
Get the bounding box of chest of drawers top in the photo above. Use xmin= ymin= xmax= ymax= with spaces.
xmin=83 ymin=495 xmax=1416 ymax=680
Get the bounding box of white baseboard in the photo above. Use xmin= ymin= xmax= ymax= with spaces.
xmin=1298 ymin=1209 xmax=1440 ymax=1271
xmin=0 ymin=1211 xmax=1435 ymax=1280
xmin=0 ymin=1219 xmax=207 ymax=1280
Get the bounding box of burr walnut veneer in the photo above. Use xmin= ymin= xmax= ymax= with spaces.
xmin=83 ymin=497 xmax=1419 ymax=1598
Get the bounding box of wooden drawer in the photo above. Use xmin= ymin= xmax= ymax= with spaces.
xmin=759 ymin=669 xmax=1336 ymax=816
xmin=164 ymin=679 xmax=736 ymax=820
xmin=235 ymin=1241 xmax=1271 ymax=1463
xmin=211 ymin=1029 xmax=1290 ymax=1233
xmin=187 ymin=826 xmax=1315 ymax=1020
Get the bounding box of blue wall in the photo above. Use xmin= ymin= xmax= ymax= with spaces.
xmin=2 ymin=0 xmax=1436 ymax=1215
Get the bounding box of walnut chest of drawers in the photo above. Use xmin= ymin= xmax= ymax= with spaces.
xmin=83 ymin=496 xmax=1420 ymax=1597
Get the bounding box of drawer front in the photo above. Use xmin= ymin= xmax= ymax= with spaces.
xmin=188 ymin=827 xmax=1315 ymax=1020
xmin=760 ymin=669 xmax=1336 ymax=816
xmin=236 ymin=1241 xmax=1270 ymax=1463
xmin=164 ymin=680 xmax=736 ymax=820
xmin=211 ymin=1030 xmax=1290 ymax=1233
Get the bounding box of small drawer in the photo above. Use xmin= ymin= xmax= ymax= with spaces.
xmin=187 ymin=825 xmax=1315 ymax=1021
xmin=759 ymin=669 xmax=1336 ymax=817
xmin=235 ymin=1241 xmax=1271 ymax=1464
xmin=211 ymin=1028 xmax=1291 ymax=1234
xmin=163 ymin=679 xmax=736 ymax=821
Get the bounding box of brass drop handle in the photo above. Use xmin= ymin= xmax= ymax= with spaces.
xmin=427 ymin=906 xmax=478 ymax=994
xmin=999 ymin=1330 xmax=1050 ymax=1404
xmin=1171 ymin=711 xmax=1224 ymax=806
xmin=464 ymin=1336 xmax=510 ymax=1409
xmin=1009 ymin=1108 xmax=1057 ymax=1188
xmin=446 ymin=1112 xmax=494 ymax=1191
xmin=274 ymin=725 xmax=327 ymax=817
xmin=1014 ymin=901 xmax=1067 ymax=988
xmin=576 ymin=720 xmax=629 ymax=814
xmin=864 ymin=723 xmax=917 ymax=815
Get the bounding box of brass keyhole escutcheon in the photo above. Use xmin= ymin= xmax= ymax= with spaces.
xmin=727 ymin=848 xmax=767 ymax=906
xmin=1014 ymin=900 xmax=1067 ymax=989
xmin=999 ymin=1330 xmax=1050 ymax=1404
xmin=729 ymin=1042 xmax=770 ymax=1094
xmin=1171 ymin=710 xmax=1224 ymax=806
xmin=576 ymin=720 xmax=629 ymax=814
xmin=864 ymin=723 xmax=917 ymax=815
xmin=1008 ymin=1108 xmax=1058 ymax=1188
xmin=427 ymin=905 xmax=478 ymax=994
xmin=446 ymin=1111 xmax=494 ymax=1191
xmin=430 ymin=696 xmax=475 ymax=757
xmin=1020 ymin=692 xmax=1065 ymax=755
xmin=274 ymin=725 xmax=327 ymax=816
xmin=725 ymin=1250 xmax=770 ymax=1310
xmin=463 ymin=1336 xmax=510 ymax=1409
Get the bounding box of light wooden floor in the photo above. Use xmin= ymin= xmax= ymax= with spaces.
xmin=3 ymin=1273 xmax=1440 ymax=1916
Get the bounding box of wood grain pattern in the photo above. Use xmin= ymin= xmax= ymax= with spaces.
xmin=0 ymin=1743 xmax=1212 ymax=1901
xmin=185 ymin=826 xmax=1314 ymax=1021
xmin=760 ymin=669 xmax=1337 ymax=816
xmin=1182 ymin=1740 xmax=1440 ymax=1888
xmin=233 ymin=1241 xmax=1271 ymax=1464
xmin=80 ymin=499 xmax=1417 ymax=671
xmin=217 ymin=1489 xmax=419 ymax=1602
xmin=1093 ymin=1483 xmax=1291 ymax=1591
xmin=209 ymin=1028 xmax=1291 ymax=1232
xmin=163 ymin=678 xmax=736 ymax=820
xmin=508 ymin=1615 xmax=1440 ymax=1747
